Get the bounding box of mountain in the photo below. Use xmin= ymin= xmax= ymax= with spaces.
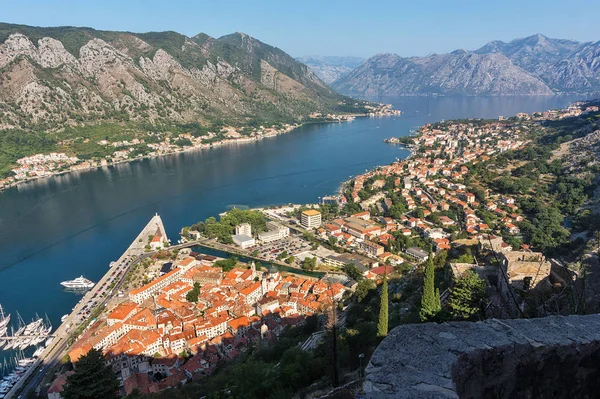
xmin=333 ymin=51 xmax=553 ymax=96
xmin=0 ymin=23 xmax=366 ymax=131
xmin=475 ymin=34 xmax=600 ymax=93
xmin=333 ymin=34 xmax=600 ymax=97
xmin=296 ymin=55 xmax=364 ymax=84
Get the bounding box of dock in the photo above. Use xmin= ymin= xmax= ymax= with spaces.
xmin=5 ymin=214 xmax=168 ymax=399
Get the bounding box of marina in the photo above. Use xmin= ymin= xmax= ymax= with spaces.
xmin=0 ymin=215 xmax=169 ymax=398
xmin=0 ymin=351 xmax=40 ymax=398
xmin=0 ymin=312 xmax=52 ymax=352
xmin=0 ymin=95 xmax=588 ymax=397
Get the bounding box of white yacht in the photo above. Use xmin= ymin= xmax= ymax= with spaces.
xmin=60 ymin=276 xmax=95 ymax=290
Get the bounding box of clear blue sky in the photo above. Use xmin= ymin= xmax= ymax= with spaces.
xmin=2 ymin=0 xmax=598 ymax=58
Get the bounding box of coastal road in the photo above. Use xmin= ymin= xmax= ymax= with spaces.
xmin=10 ymin=228 xmax=320 ymax=397
xmin=7 ymin=216 xmax=167 ymax=399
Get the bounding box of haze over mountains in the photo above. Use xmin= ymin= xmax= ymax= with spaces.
xmin=330 ymin=34 xmax=600 ymax=97
xmin=295 ymin=56 xmax=365 ymax=84
xmin=0 ymin=23 xmax=364 ymax=131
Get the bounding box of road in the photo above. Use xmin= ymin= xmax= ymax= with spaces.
xmin=9 ymin=220 xmax=324 ymax=397
xmin=7 ymin=215 xmax=167 ymax=399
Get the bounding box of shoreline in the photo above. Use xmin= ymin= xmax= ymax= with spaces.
xmin=0 ymin=110 xmax=401 ymax=194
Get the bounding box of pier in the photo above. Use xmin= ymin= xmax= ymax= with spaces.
xmin=5 ymin=214 xmax=168 ymax=399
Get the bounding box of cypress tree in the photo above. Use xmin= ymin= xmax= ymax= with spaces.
xmin=420 ymin=254 xmax=440 ymax=322
xmin=63 ymin=348 xmax=120 ymax=399
xmin=377 ymin=272 xmax=389 ymax=337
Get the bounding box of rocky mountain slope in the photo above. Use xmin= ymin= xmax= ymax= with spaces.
xmin=296 ymin=55 xmax=364 ymax=84
xmin=0 ymin=23 xmax=365 ymax=131
xmin=333 ymin=34 xmax=600 ymax=97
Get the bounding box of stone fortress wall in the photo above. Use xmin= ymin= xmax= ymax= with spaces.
xmin=364 ymin=314 xmax=600 ymax=398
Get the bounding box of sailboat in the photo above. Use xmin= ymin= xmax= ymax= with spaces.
xmin=16 ymin=314 xmax=44 ymax=350
xmin=0 ymin=305 xmax=10 ymax=337
xmin=4 ymin=313 xmax=26 ymax=350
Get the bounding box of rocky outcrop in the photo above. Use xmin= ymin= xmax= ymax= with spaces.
xmin=0 ymin=23 xmax=353 ymax=130
xmin=364 ymin=314 xmax=600 ymax=399
xmin=333 ymin=34 xmax=600 ymax=97
xmin=334 ymin=52 xmax=553 ymax=96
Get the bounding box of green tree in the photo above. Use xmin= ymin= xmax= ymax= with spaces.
xmin=448 ymin=271 xmax=487 ymax=320
xmin=419 ymin=255 xmax=440 ymax=322
xmin=63 ymin=348 xmax=120 ymax=399
xmin=343 ymin=263 xmax=363 ymax=281
xmin=186 ymin=282 xmax=201 ymax=303
xmin=355 ymin=279 xmax=376 ymax=303
xmin=377 ymin=274 xmax=389 ymax=337
xmin=214 ymin=257 xmax=238 ymax=272
xmin=328 ymin=236 xmax=338 ymax=247
xmin=302 ymin=256 xmax=317 ymax=271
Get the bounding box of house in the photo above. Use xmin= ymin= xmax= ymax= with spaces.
xmin=351 ymin=211 xmax=371 ymax=220
xmin=359 ymin=240 xmax=385 ymax=257
xmin=478 ymin=235 xmax=512 ymax=254
xmin=129 ymin=268 xmax=184 ymax=304
xmin=48 ymin=371 xmax=75 ymax=399
xmin=107 ymin=302 xmax=139 ymax=326
xmin=505 ymin=223 xmax=520 ymax=235
xmin=151 ymin=354 xmax=182 ymax=377
xmin=404 ymin=247 xmax=429 ymax=262
xmin=365 ymin=265 xmax=394 ymax=280
xmin=227 ymin=316 xmax=251 ymax=336
xmin=123 ymin=372 xmax=160 ymax=395
xmin=438 ymin=216 xmax=455 ymax=226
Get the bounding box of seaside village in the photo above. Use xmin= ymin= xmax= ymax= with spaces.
xmin=0 ymin=103 xmax=401 ymax=191
xmin=62 ymin=250 xmax=349 ymax=395
xmin=0 ymin=123 xmax=299 ymax=190
xmin=42 ymin=103 xmax=595 ymax=397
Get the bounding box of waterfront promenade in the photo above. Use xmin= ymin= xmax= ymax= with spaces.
xmin=6 ymin=215 xmax=168 ymax=399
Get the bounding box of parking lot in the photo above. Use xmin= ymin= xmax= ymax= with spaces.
xmin=73 ymin=254 xmax=134 ymax=321
xmin=254 ymin=235 xmax=312 ymax=263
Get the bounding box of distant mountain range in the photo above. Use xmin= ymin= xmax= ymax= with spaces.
xmin=0 ymin=23 xmax=366 ymax=131
xmin=331 ymin=34 xmax=600 ymax=97
xmin=295 ymin=56 xmax=365 ymax=84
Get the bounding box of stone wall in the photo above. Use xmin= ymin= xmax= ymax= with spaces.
xmin=364 ymin=315 xmax=600 ymax=398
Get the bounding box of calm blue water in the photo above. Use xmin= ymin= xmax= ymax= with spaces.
xmin=0 ymin=95 xmax=588 ymax=365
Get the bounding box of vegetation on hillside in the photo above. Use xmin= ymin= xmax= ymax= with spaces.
xmin=62 ymin=348 xmax=120 ymax=399
xmin=189 ymin=208 xmax=267 ymax=244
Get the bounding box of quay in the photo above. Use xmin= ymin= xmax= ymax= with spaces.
xmin=6 ymin=214 xmax=168 ymax=399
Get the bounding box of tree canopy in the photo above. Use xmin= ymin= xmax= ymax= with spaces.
xmin=63 ymin=348 xmax=120 ymax=399
xmin=377 ymin=274 xmax=389 ymax=337
xmin=420 ymin=255 xmax=440 ymax=322
xmin=448 ymin=271 xmax=488 ymax=321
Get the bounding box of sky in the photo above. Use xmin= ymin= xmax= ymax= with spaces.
xmin=2 ymin=0 xmax=598 ymax=58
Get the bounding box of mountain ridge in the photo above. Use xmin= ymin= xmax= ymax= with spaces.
xmin=332 ymin=34 xmax=600 ymax=97
xmin=0 ymin=22 xmax=367 ymax=131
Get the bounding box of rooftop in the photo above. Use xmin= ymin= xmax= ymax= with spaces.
xmin=302 ymin=209 xmax=321 ymax=216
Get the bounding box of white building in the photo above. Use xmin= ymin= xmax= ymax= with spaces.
xmin=236 ymin=223 xmax=252 ymax=236
xmin=233 ymin=234 xmax=256 ymax=249
xmin=301 ymin=209 xmax=322 ymax=229
xmin=258 ymin=221 xmax=290 ymax=243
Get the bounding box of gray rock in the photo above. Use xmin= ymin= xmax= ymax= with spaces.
xmin=364 ymin=314 xmax=600 ymax=399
